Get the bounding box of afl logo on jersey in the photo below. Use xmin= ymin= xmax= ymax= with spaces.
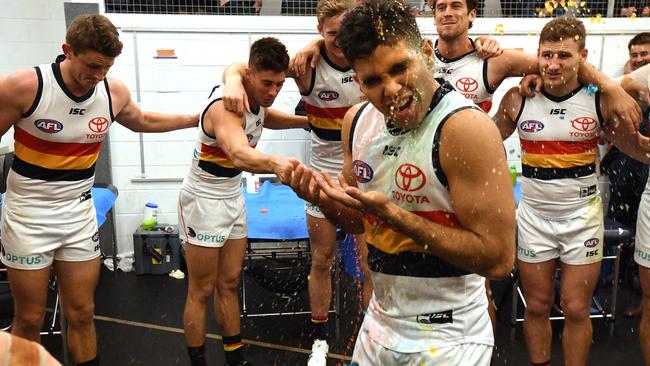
xmin=584 ymin=238 xmax=599 ymax=248
xmin=34 ymin=119 xmax=63 ymax=133
xmin=318 ymin=91 xmax=339 ymax=101
xmin=353 ymin=160 xmax=373 ymax=183
xmin=88 ymin=117 xmax=109 ymax=133
xmin=455 ymin=77 xmax=478 ymax=93
xmin=520 ymin=120 xmax=544 ymax=133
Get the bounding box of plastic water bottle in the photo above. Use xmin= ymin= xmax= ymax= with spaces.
xmin=509 ymin=165 xmax=518 ymax=186
xmin=142 ymin=202 xmax=158 ymax=230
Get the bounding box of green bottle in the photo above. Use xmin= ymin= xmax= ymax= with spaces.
xmin=509 ymin=165 xmax=517 ymax=186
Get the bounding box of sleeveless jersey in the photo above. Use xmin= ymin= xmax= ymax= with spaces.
xmin=9 ymin=63 xmax=113 ymax=201
xmin=349 ymin=80 xmax=491 ymax=351
xmin=182 ymin=85 xmax=265 ymax=199
xmin=433 ymin=39 xmax=494 ymax=113
xmin=301 ymin=48 xmax=365 ymax=173
xmin=516 ymin=86 xmax=604 ymax=217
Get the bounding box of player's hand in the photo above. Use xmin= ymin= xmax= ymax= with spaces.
xmin=315 ymin=171 xmax=390 ymax=218
xmin=474 ymin=36 xmax=503 ymax=59
xmin=518 ymin=74 xmax=542 ymax=97
xmin=286 ymin=162 xmax=329 ymax=206
xmin=290 ymin=39 xmax=321 ymax=77
xmin=272 ymin=157 xmax=297 ymax=186
xmin=606 ymin=85 xmax=642 ymax=135
xmin=638 ymin=132 xmax=650 ymax=153
xmin=222 ymin=77 xmax=250 ymax=116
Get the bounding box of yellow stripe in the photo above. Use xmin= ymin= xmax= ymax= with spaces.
xmin=522 ymin=150 xmax=596 ymax=168
xmin=223 ymin=343 xmax=243 ymax=351
xmin=308 ymin=115 xmax=341 ymax=130
xmin=15 ymin=141 xmax=98 ymax=170
xmin=365 ymin=221 xmax=431 ymax=254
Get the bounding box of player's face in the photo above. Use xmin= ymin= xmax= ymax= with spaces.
xmin=629 ymin=43 xmax=650 ymax=71
xmin=434 ymin=0 xmax=476 ymax=41
xmin=538 ymin=39 xmax=586 ymax=90
xmin=353 ymin=40 xmax=435 ymax=130
xmin=248 ymin=69 xmax=286 ymax=108
xmin=318 ymin=12 xmax=347 ymax=65
xmin=64 ymin=45 xmax=115 ymax=91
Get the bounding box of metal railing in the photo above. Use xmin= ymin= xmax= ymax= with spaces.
xmin=105 ymin=0 xmax=649 ymax=17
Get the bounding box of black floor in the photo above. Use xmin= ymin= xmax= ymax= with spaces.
xmin=4 ymin=259 xmax=647 ymax=366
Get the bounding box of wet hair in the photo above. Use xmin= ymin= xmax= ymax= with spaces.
xmin=430 ymin=0 xmax=478 ymax=29
xmin=338 ymin=0 xmax=423 ymax=66
xmin=248 ymin=37 xmax=290 ymax=73
xmin=539 ymin=17 xmax=586 ymax=50
xmin=66 ymin=14 xmax=123 ymax=57
xmin=316 ymin=0 xmax=355 ymax=25
xmin=628 ymin=32 xmax=650 ymax=51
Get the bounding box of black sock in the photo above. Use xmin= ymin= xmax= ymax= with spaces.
xmin=187 ymin=344 xmax=207 ymax=366
xmin=223 ymin=334 xmax=245 ymax=365
xmin=311 ymin=314 xmax=328 ymax=341
xmin=75 ymin=357 xmax=99 ymax=366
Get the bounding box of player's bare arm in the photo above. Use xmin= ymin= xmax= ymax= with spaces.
xmin=493 ymin=86 xmax=522 ymax=140
xmin=207 ymin=101 xmax=293 ymax=183
xmin=0 ymin=69 xmax=39 ymax=136
xmin=263 ymin=108 xmax=309 ymax=129
xmin=109 ymin=78 xmax=198 ymax=132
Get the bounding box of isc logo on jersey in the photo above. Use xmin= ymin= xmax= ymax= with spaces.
xmin=34 ymin=119 xmax=63 ymax=133
xmin=520 ymin=120 xmax=544 ymax=133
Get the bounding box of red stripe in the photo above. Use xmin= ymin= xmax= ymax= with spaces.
xmin=201 ymin=143 xmax=227 ymax=158
xmin=14 ymin=127 xmax=103 ymax=157
xmin=520 ymin=138 xmax=598 ymax=154
xmin=365 ymin=210 xmax=461 ymax=228
xmin=303 ymin=103 xmax=350 ymax=119
xmin=477 ymin=100 xmax=492 ymax=112
xmin=200 ymin=143 xmax=256 ymax=158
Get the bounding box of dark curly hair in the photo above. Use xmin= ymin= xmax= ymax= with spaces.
xmin=338 ymin=0 xmax=423 ymax=67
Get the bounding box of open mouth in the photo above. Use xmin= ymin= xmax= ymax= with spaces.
xmin=390 ymin=95 xmax=414 ymax=115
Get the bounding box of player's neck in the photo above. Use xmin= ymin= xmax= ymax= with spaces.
xmin=324 ymin=48 xmax=349 ymax=69
xmin=59 ymin=61 xmax=94 ymax=97
xmin=437 ymin=36 xmax=473 ymax=59
xmin=542 ymin=79 xmax=581 ymax=98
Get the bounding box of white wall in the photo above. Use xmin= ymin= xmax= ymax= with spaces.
xmin=2 ymin=3 xmax=649 ymax=254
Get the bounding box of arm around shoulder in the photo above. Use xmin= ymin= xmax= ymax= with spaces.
xmin=110 ymin=78 xmax=198 ymax=132
xmin=493 ymin=86 xmax=522 ymax=140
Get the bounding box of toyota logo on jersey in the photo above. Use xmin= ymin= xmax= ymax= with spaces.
xmin=394 ymin=163 xmax=426 ymax=192
xmin=455 ymin=77 xmax=478 ymax=93
xmin=88 ymin=117 xmax=109 ymax=133
xmin=571 ymin=117 xmax=597 ymax=132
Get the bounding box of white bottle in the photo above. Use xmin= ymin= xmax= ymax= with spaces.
xmin=142 ymin=202 xmax=158 ymax=230
xmin=246 ymin=175 xmax=260 ymax=194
